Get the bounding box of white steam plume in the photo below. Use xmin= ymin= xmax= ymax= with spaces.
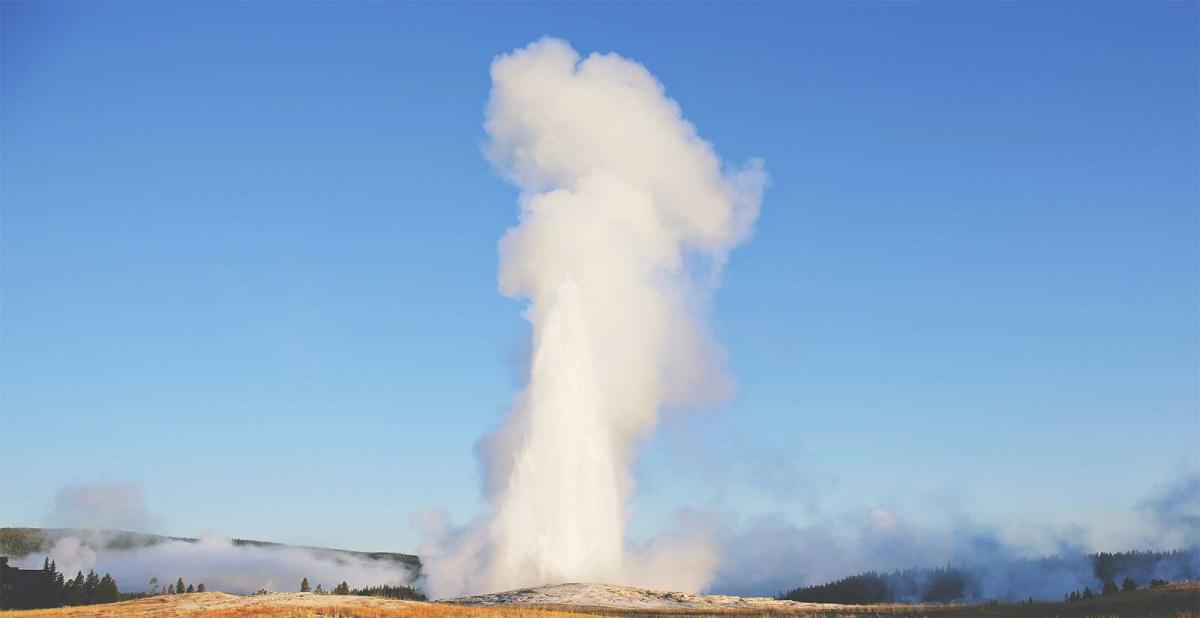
xmin=421 ymin=37 xmax=765 ymax=598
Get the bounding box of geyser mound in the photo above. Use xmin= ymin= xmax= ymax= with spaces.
xmin=442 ymin=582 xmax=838 ymax=610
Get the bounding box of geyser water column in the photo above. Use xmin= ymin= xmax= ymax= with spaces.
xmin=491 ymin=280 xmax=624 ymax=584
xmin=420 ymin=37 xmax=766 ymax=598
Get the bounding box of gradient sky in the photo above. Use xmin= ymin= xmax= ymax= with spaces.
xmin=2 ymin=2 xmax=1197 ymax=557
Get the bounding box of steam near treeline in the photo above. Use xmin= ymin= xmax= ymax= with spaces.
xmin=780 ymin=550 xmax=1199 ymax=604
xmin=710 ymin=473 xmax=1200 ymax=599
xmin=10 ymin=531 xmax=419 ymax=596
xmin=6 ymin=483 xmax=420 ymax=596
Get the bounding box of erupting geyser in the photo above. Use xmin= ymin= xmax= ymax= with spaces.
xmin=420 ymin=37 xmax=766 ymax=598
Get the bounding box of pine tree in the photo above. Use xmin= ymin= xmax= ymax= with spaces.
xmin=42 ymin=558 xmax=55 ymax=603
xmin=334 ymin=581 xmax=350 ymax=595
xmin=167 ymin=584 xmax=176 ymax=594
xmin=96 ymin=574 xmax=119 ymax=603
xmin=301 ymin=577 xmax=311 ymax=593
xmin=150 ymin=577 xmax=160 ymax=595
xmin=1122 ymin=577 xmax=1138 ymax=592
xmin=197 ymin=583 xmax=206 ymax=593
xmin=85 ymin=570 xmax=100 ymax=604
xmin=65 ymin=571 xmax=85 ymax=606
xmin=177 ymin=577 xmax=186 ymax=594
xmin=1102 ymin=581 xmax=1119 ymax=596
xmin=1082 ymin=586 xmax=1094 ymax=599
xmin=187 ymin=584 xmax=195 ymax=593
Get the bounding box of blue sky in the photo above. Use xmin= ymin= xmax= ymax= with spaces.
xmin=2 ymin=2 xmax=1197 ymax=557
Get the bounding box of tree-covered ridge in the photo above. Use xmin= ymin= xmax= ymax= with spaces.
xmin=780 ymin=549 xmax=1200 ymax=604
xmin=0 ymin=527 xmax=420 ymax=569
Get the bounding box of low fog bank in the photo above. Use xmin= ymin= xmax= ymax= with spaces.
xmin=13 ymin=483 xmax=417 ymax=594
xmin=707 ymin=474 xmax=1200 ymax=600
xmin=15 ymin=531 xmax=418 ymax=595
xmin=713 ymin=516 xmax=1198 ymax=601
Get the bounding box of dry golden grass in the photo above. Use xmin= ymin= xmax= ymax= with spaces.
xmin=5 ymin=583 xmax=1198 ymax=618
xmin=3 ymin=594 xmax=615 ymax=618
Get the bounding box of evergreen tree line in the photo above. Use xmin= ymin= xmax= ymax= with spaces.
xmin=1092 ymin=550 xmax=1195 ymax=584
xmin=298 ymin=577 xmax=426 ymax=600
xmin=1065 ymin=576 xmax=1171 ymax=602
xmin=778 ymin=567 xmax=970 ymax=604
xmin=779 ymin=548 xmax=1199 ymax=605
xmin=146 ymin=575 xmax=207 ymax=595
xmin=37 ymin=557 xmax=120 ymax=607
xmin=348 ymin=584 xmax=427 ymax=601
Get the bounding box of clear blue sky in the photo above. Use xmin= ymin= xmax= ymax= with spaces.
xmin=2 ymin=2 xmax=1196 ymax=556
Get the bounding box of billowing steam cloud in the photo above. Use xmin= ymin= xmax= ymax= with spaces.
xmin=50 ymin=482 xmax=151 ymax=532
xmin=420 ymin=37 xmax=766 ymax=598
xmin=1138 ymin=473 xmax=1200 ymax=548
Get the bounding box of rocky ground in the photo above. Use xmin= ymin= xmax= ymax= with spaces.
xmin=442 ymin=582 xmax=847 ymax=610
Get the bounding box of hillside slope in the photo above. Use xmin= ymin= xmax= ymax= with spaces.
xmin=0 ymin=527 xmax=420 ymax=569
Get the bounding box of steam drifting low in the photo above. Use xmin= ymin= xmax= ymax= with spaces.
xmin=420 ymin=37 xmax=766 ymax=598
xmin=17 ymin=483 xmax=418 ymax=594
xmin=24 ymin=533 xmax=415 ymax=595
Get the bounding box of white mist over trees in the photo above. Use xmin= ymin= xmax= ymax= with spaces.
xmin=418 ymin=37 xmax=766 ymax=598
xmin=22 ymin=532 xmax=417 ymax=596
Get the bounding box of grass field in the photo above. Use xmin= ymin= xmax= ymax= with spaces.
xmin=5 ymin=583 xmax=1198 ymax=618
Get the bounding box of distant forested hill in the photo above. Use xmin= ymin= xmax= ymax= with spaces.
xmin=780 ymin=549 xmax=1199 ymax=604
xmin=0 ymin=527 xmax=420 ymax=570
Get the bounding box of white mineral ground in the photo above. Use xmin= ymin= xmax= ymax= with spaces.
xmin=441 ymin=582 xmax=849 ymax=610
